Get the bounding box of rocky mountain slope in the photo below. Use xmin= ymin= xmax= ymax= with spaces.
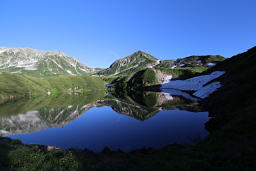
xmin=0 ymin=47 xmax=95 ymax=77
xmin=99 ymin=50 xmax=225 ymax=79
xmin=165 ymin=55 xmax=225 ymax=68
xmin=98 ymin=50 xmax=159 ymax=76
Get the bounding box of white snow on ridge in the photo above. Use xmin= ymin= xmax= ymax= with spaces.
xmin=51 ymin=59 xmax=63 ymax=69
xmin=193 ymin=81 xmax=222 ymax=98
xmin=207 ymin=63 xmax=216 ymax=66
xmin=161 ymin=71 xmax=225 ymax=91
xmin=67 ymin=70 xmax=76 ymax=75
xmin=79 ymin=67 xmax=89 ymax=72
xmin=0 ymin=49 xmax=6 ymax=53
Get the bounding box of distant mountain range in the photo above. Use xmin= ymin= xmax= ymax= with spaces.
xmin=98 ymin=50 xmax=225 ymax=76
xmin=0 ymin=47 xmax=225 ymax=77
xmin=0 ymin=47 xmax=97 ymax=77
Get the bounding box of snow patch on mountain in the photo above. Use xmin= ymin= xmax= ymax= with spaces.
xmin=161 ymin=71 xmax=225 ymax=91
xmin=161 ymin=71 xmax=225 ymax=99
xmin=0 ymin=47 xmax=93 ymax=76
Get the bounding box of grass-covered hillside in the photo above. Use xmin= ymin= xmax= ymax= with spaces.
xmin=127 ymin=69 xmax=157 ymax=90
xmin=0 ymin=73 xmax=106 ymax=103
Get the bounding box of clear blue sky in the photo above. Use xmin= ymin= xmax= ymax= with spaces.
xmin=0 ymin=0 xmax=255 ymax=68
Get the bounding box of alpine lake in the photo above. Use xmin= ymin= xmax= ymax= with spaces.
xmin=0 ymin=89 xmax=210 ymax=152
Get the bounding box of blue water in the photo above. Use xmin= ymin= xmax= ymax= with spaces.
xmin=9 ymin=106 xmax=209 ymax=152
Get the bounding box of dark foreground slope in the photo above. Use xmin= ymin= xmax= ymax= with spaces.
xmin=78 ymin=47 xmax=256 ymax=170
xmin=0 ymin=47 xmax=255 ymax=170
xmin=204 ymin=46 xmax=256 ymax=129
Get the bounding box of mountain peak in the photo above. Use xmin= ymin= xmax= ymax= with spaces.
xmin=98 ymin=51 xmax=158 ymax=76
xmin=130 ymin=50 xmax=157 ymax=61
xmin=0 ymin=47 xmax=68 ymax=57
xmin=134 ymin=50 xmax=145 ymax=54
xmin=0 ymin=47 xmax=93 ymax=77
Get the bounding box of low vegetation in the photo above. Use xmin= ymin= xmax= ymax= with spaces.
xmin=0 ymin=73 xmax=106 ymax=104
xmin=0 ymin=137 xmax=78 ymax=170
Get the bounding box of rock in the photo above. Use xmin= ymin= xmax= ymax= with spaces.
xmin=47 ymin=145 xmax=60 ymax=151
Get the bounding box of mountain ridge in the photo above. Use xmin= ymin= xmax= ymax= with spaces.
xmin=98 ymin=50 xmax=160 ymax=76
xmin=0 ymin=47 xmax=96 ymax=77
xmin=0 ymin=47 xmax=226 ymax=80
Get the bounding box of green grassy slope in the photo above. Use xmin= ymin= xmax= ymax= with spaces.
xmin=0 ymin=73 xmax=106 ymax=103
xmin=126 ymin=68 xmax=157 ymax=90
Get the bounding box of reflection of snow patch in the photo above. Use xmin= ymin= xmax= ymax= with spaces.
xmin=11 ymin=71 xmax=22 ymax=74
xmin=0 ymin=130 xmax=9 ymax=134
xmin=193 ymin=81 xmax=222 ymax=98
xmin=161 ymin=88 xmax=198 ymax=101
xmin=163 ymin=93 xmax=173 ymax=100
xmin=162 ymin=75 xmax=172 ymax=84
xmin=13 ymin=111 xmax=40 ymax=122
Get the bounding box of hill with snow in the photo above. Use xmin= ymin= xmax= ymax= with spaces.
xmin=0 ymin=47 xmax=95 ymax=77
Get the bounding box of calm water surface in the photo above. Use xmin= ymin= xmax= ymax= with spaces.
xmin=0 ymin=91 xmax=210 ymax=152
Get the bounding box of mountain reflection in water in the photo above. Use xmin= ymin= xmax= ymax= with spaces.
xmin=0 ymin=90 xmax=209 ymax=152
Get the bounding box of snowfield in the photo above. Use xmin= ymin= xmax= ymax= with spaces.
xmin=161 ymin=71 xmax=225 ymax=99
xmin=161 ymin=71 xmax=225 ymax=91
xmin=207 ymin=63 xmax=216 ymax=66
